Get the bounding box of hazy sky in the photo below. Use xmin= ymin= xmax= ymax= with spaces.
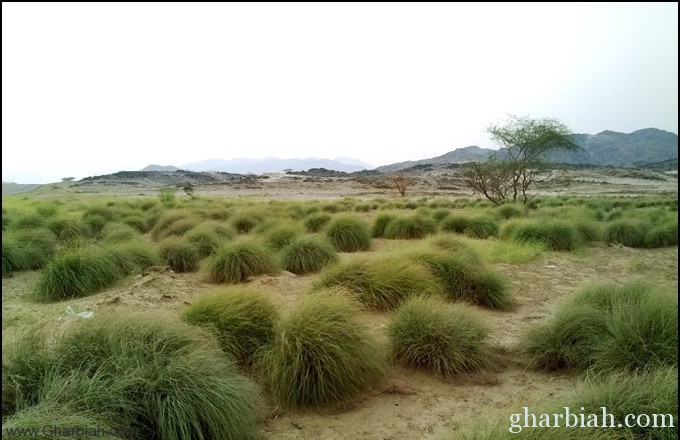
xmin=2 ymin=3 xmax=678 ymax=183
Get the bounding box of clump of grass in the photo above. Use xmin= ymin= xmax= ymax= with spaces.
xmin=304 ymin=213 xmax=332 ymax=232
xmin=33 ymin=248 xmax=121 ymax=301
xmin=325 ymin=216 xmax=371 ymax=252
xmin=414 ymin=252 xmax=512 ymax=310
xmin=103 ymin=241 xmax=160 ymax=275
xmin=266 ymin=225 xmax=302 ymax=250
xmin=603 ymin=220 xmax=647 ymax=247
xmin=101 ymin=222 xmax=140 ymax=243
xmin=184 ymin=225 xmax=222 ymax=257
xmin=462 ymin=216 xmax=500 ymax=239
xmin=645 ymin=218 xmax=678 ymax=248
xmin=205 ymin=239 xmax=277 ymax=283
xmin=46 ymin=214 xmax=93 ymax=241
xmin=3 ymin=314 xmax=263 ymax=440
xmin=432 ymin=209 xmax=451 ymax=222
xmin=383 ymin=215 xmax=437 ymax=239
xmin=280 ymin=235 xmax=338 ymax=275
xmin=521 ymin=282 xmax=678 ymax=373
xmin=496 ymin=203 xmax=525 ymax=219
xmin=122 ymin=214 xmax=151 ymax=233
xmin=158 ymin=237 xmax=201 ymax=272
xmin=371 ymin=213 xmax=398 ymax=238
xmin=151 ymin=210 xmax=194 ymax=240
xmin=257 ymin=293 xmax=389 ymax=407
xmin=313 ymin=257 xmax=441 ymax=310
xmin=501 ymin=219 xmax=583 ymax=251
xmin=183 ymin=286 xmax=280 ymax=365
xmin=2 ymin=229 xmax=58 ymax=272
xmin=389 ymin=296 xmax=490 ymax=377
xmin=231 ymin=213 xmax=262 ymax=234
xmin=440 ymin=215 xmax=471 ymax=234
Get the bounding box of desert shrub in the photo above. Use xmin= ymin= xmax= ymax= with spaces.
xmin=521 ymin=282 xmax=678 ymax=374
xmin=314 ymin=257 xmax=441 ymax=310
xmin=383 ymin=215 xmax=437 ymax=239
xmin=645 ymin=218 xmax=678 ymax=248
xmin=280 ymin=236 xmax=338 ymax=275
xmin=101 ymin=222 xmax=140 ymax=243
xmin=496 ymin=203 xmax=524 ymax=219
xmin=389 ymin=296 xmax=490 ymax=377
xmin=304 ymin=213 xmax=332 ymax=232
xmin=34 ymin=248 xmax=121 ymax=301
xmin=183 ymin=286 xmax=279 ymax=365
xmin=266 ymin=225 xmax=302 ymax=251
xmin=184 ymin=225 xmax=222 ymax=257
xmin=501 ymin=220 xmax=583 ymax=251
xmin=257 ymin=293 xmax=389 ymax=407
xmin=603 ymin=220 xmax=646 ymax=247
xmin=158 ymin=237 xmax=200 ymax=272
xmin=371 ymin=213 xmax=397 ymax=238
xmin=3 ymin=314 xmax=262 ymax=440
xmin=205 ymin=240 xmax=277 ymax=283
xmin=325 ymin=216 xmax=371 ymax=252
xmin=414 ymin=252 xmax=512 ymax=309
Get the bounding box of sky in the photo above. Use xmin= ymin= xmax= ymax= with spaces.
xmin=2 ymin=3 xmax=678 ymax=184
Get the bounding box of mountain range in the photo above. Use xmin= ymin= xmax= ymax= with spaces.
xmin=138 ymin=128 xmax=677 ymax=175
xmin=376 ymin=128 xmax=678 ymax=172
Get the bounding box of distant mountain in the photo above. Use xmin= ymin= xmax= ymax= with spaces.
xmin=180 ymin=157 xmax=369 ymax=174
xmin=333 ymin=157 xmax=374 ymax=169
xmin=376 ymin=128 xmax=678 ymax=172
xmin=376 ymin=146 xmax=494 ymax=173
xmin=140 ymin=164 xmax=181 ymax=172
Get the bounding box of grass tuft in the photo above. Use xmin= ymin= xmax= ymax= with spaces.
xmin=383 ymin=215 xmax=437 ymax=239
xmin=205 ymin=239 xmax=277 ymax=283
xmin=158 ymin=237 xmax=201 ymax=272
xmin=280 ymin=235 xmax=338 ymax=275
xmin=326 ymin=216 xmax=372 ymax=252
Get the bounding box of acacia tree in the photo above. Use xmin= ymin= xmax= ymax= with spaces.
xmin=390 ymin=174 xmax=413 ymax=197
xmin=464 ymin=116 xmax=579 ymax=204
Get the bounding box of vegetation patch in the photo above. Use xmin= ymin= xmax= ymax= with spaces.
xmin=205 ymin=239 xmax=277 ymax=283
xmin=326 ymin=216 xmax=372 ymax=252
xmin=280 ymin=235 xmax=338 ymax=275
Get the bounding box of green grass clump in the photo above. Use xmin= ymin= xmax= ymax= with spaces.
xmin=122 ymin=214 xmax=151 ymax=233
xmin=389 ymin=296 xmax=490 ymax=377
xmin=440 ymin=215 xmax=471 ymax=234
xmin=303 ymin=213 xmax=332 ymax=232
xmin=325 ymin=216 xmax=371 ymax=252
xmin=501 ymin=219 xmax=583 ymax=251
xmin=415 ymin=252 xmax=512 ymax=309
xmin=371 ymin=213 xmax=398 ymax=238
xmin=183 ymin=286 xmax=280 ymax=365
xmin=2 ymin=229 xmax=58 ymax=273
xmin=313 ymin=257 xmax=441 ymax=310
xmin=280 ymin=236 xmax=338 ymax=275
xmin=645 ymin=218 xmax=678 ymax=248
xmin=33 ymin=248 xmax=121 ymax=301
xmin=462 ymin=216 xmax=500 ymax=239
xmin=521 ymin=282 xmax=678 ymax=373
xmin=603 ymin=220 xmax=647 ymax=247
xmin=158 ymin=237 xmax=201 ymax=272
xmin=266 ymin=225 xmax=302 ymax=250
xmin=257 ymin=293 xmax=389 ymax=407
xmin=184 ymin=225 xmax=222 ymax=257
xmin=496 ymin=203 xmax=525 ymax=219
xmin=46 ymin=214 xmax=93 ymax=241
xmin=383 ymin=215 xmax=437 ymax=239
xmin=101 ymin=222 xmax=140 ymax=243
xmin=3 ymin=314 xmax=263 ymax=439
xmin=205 ymin=240 xmax=277 ymax=283
xmin=103 ymin=241 xmax=161 ymax=275
xmin=231 ymin=213 xmax=261 ymax=234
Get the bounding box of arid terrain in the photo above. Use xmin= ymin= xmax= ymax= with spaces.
xmin=2 ymin=166 xmax=677 ymax=439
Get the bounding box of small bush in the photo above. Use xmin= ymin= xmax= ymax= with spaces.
xmin=326 ymin=216 xmax=371 ymax=252
xmin=183 ymin=286 xmax=280 ymax=365
xmin=280 ymin=236 xmax=338 ymax=275
xmin=304 ymin=213 xmax=332 ymax=233
xmin=383 ymin=215 xmax=437 ymax=239
xmin=314 ymin=257 xmax=441 ymax=310
xmin=389 ymin=297 xmax=490 ymax=377
xmin=257 ymin=293 xmax=389 ymax=407
xmin=158 ymin=237 xmax=201 ymax=272
xmin=603 ymin=220 xmax=646 ymax=247
xmin=205 ymin=240 xmax=277 ymax=283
